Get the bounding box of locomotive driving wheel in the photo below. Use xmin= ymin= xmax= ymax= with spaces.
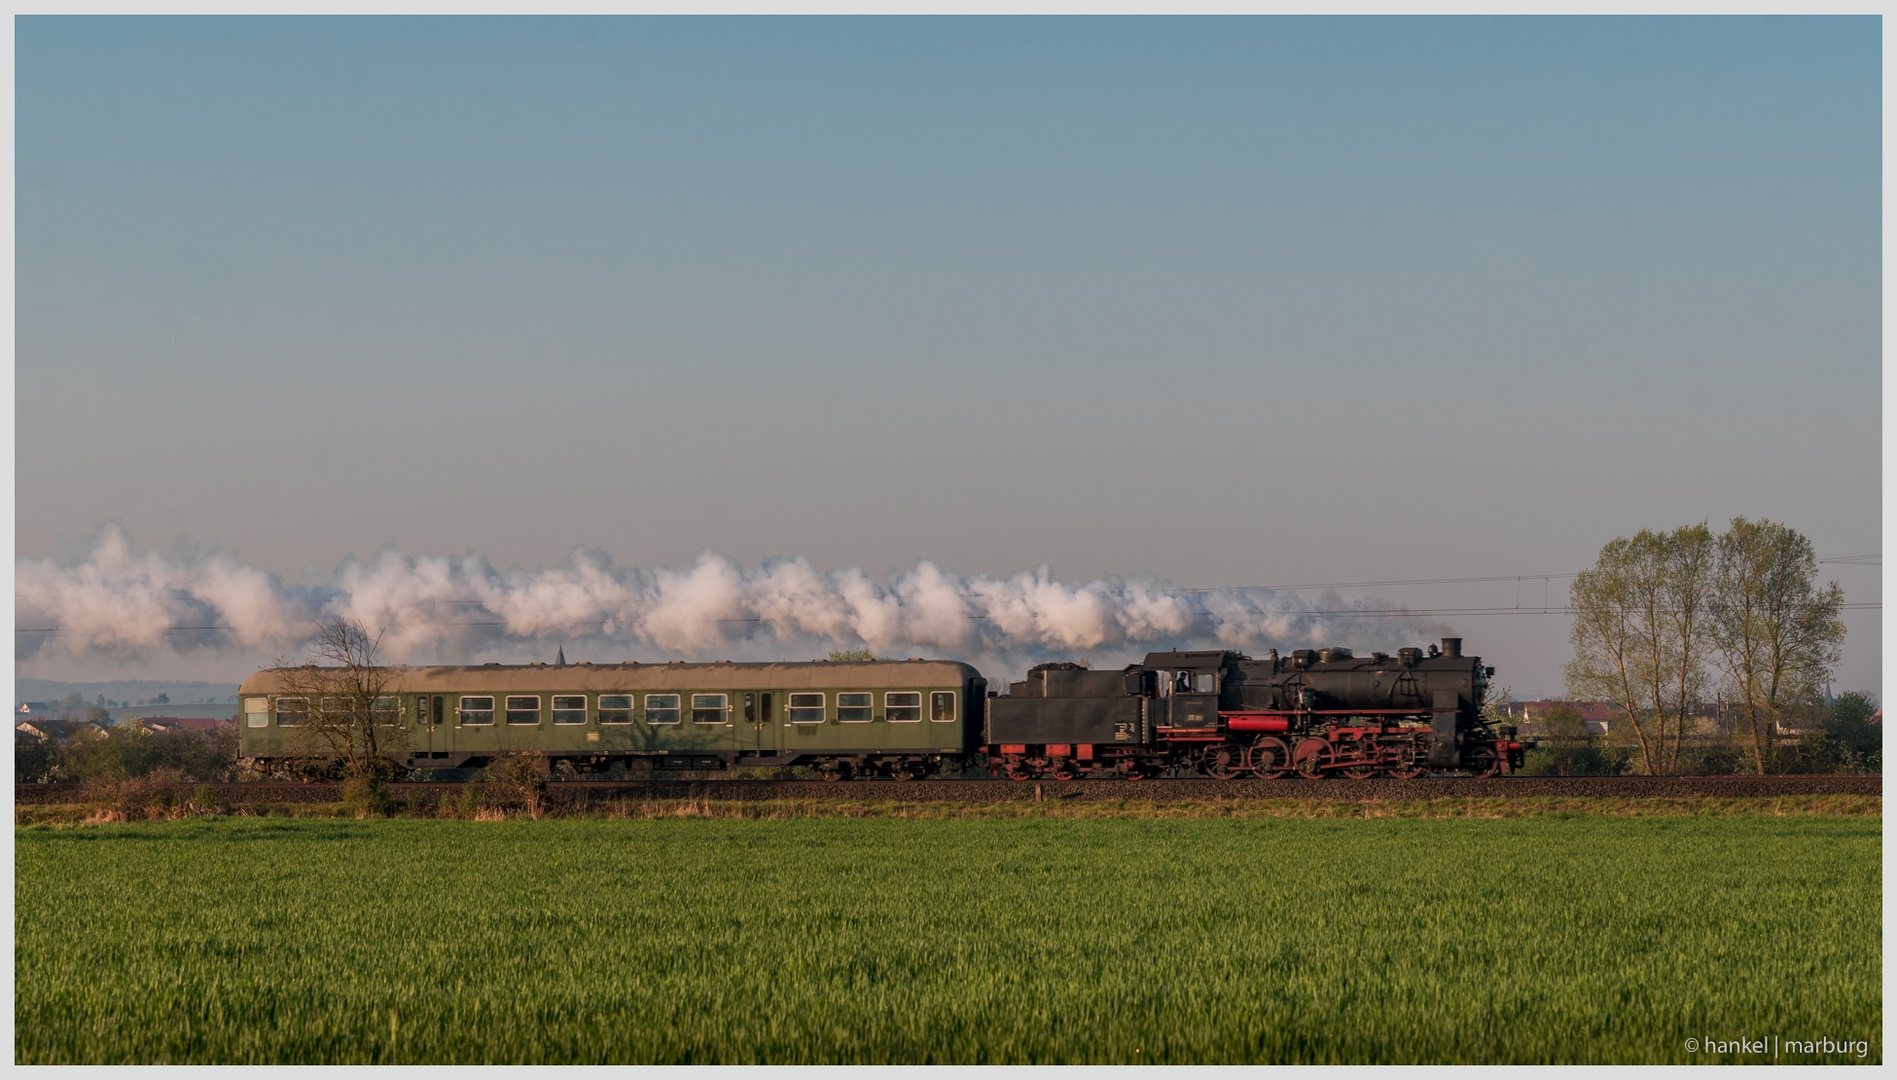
xmin=1200 ymin=744 xmax=1241 ymax=780
xmin=1247 ymin=736 xmax=1292 ymax=779
xmin=1339 ymin=759 xmax=1377 ymax=781
xmin=1292 ymin=738 xmax=1332 ymax=779
xmin=1387 ymin=749 xmax=1429 ymax=780
xmin=1465 ymin=745 xmax=1502 ymax=778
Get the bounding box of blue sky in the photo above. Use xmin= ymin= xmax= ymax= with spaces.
xmin=15 ymin=16 xmax=1881 ymax=693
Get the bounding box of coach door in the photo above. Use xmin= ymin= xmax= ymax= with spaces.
xmin=416 ymin=694 xmax=447 ymax=757
xmin=743 ymin=692 xmax=777 ymax=756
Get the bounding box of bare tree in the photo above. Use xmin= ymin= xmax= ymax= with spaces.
xmin=1710 ymin=518 xmax=1845 ymax=774
xmin=271 ymin=618 xmax=410 ymax=786
xmin=1564 ymin=525 xmax=1713 ymax=775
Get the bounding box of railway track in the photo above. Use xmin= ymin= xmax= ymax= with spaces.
xmin=15 ymin=774 xmax=1880 ymax=805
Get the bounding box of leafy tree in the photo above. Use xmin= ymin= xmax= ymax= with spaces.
xmin=1565 ymin=524 xmax=1714 ymax=775
xmin=58 ymin=692 xmax=82 ymax=712
xmin=1815 ymin=691 xmax=1880 ymax=774
xmin=1709 ymin=518 xmax=1846 ymax=774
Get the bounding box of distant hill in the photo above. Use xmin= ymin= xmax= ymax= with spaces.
xmin=15 ymin=679 xmax=241 ymax=707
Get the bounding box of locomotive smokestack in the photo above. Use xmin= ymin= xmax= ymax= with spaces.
xmin=1441 ymin=637 xmax=1462 ymax=658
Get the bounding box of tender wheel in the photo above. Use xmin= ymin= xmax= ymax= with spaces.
xmin=1005 ymin=756 xmax=1037 ymax=781
xmin=1293 ymin=738 xmax=1332 ymax=779
xmin=1050 ymin=760 xmax=1080 ymax=781
xmin=1465 ymin=745 xmax=1502 ymax=778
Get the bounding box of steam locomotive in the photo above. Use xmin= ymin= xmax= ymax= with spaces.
xmin=236 ymin=637 xmax=1523 ymax=780
xmin=988 ymin=637 xmax=1525 ymax=780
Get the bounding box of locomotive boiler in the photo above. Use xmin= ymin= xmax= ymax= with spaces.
xmin=982 ymin=637 xmax=1524 ymax=780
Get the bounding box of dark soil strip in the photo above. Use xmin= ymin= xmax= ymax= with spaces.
xmin=15 ymin=774 xmax=1881 ymax=806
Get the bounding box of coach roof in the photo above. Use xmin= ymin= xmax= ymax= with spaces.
xmin=238 ymin=659 xmax=981 ymax=696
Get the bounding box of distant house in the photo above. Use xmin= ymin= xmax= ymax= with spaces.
xmin=1502 ymin=700 xmax=1620 ymax=737
xmin=17 ymin=702 xmax=48 ymax=715
xmin=17 ymin=718 xmax=107 ymax=744
xmin=136 ymin=716 xmax=230 ymax=733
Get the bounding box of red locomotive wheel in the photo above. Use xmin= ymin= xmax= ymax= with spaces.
xmin=1293 ymin=738 xmax=1331 ymax=779
xmin=1247 ymin=736 xmax=1292 ymax=779
xmin=1387 ymin=753 xmax=1429 ymax=780
xmin=1339 ymin=761 xmax=1376 ymax=780
xmin=1201 ymin=745 xmax=1241 ymax=780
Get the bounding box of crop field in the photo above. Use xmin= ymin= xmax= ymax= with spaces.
xmin=15 ymin=815 xmax=1881 ymax=1064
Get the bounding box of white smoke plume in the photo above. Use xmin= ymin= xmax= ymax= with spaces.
xmin=17 ymin=525 xmax=1451 ymax=680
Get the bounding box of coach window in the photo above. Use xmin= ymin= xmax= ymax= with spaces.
xmin=552 ymin=695 xmax=587 ymax=725
xmin=837 ymin=693 xmax=873 ymax=723
xmin=245 ymin=697 xmax=269 ymax=728
xmin=275 ymin=697 xmax=308 ymax=727
xmin=598 ymin=695 xmax=633 ymax=724
xmin=885 ymin=692 xmax=922 ymax=723
xmin=320 ymin=697 xmax=352 ymax=725
xmin=930 ymin=692 xmax=956 ymax=724
xmin=459 ymin=696 xmax=495 ymax=725
xmin=645 ymin=694 xmax=681 ymax=725
xmin=372 ymin=697 xmax=401 ymax=725
xmin=692 ymin=693 xmax=729 ymax=724
xmin=787 ymin=693 xmax=826 ymax=724
xmin=506 ymin=696 xmax=541 ymax=725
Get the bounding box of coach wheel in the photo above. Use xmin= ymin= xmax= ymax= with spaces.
xmin=891 ymin=760 xmax=919 ymax=781
xmin=1293 ymin=738 xmax=1332 ymax=779
xmin=1465 ymin=745 xmax=1502 ymax=778
xmin=817 ymin=760 xmax=847 ymax=782
xmin=1248 ymin=737 xmax=1292 ymax=780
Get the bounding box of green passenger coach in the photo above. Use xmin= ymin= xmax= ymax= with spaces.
xmin=237 ymin=658 xmax=986 ymax=781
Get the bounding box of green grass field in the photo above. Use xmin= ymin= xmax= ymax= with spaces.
xmin=15 ymin=815 xmax=1881 ymax=1063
